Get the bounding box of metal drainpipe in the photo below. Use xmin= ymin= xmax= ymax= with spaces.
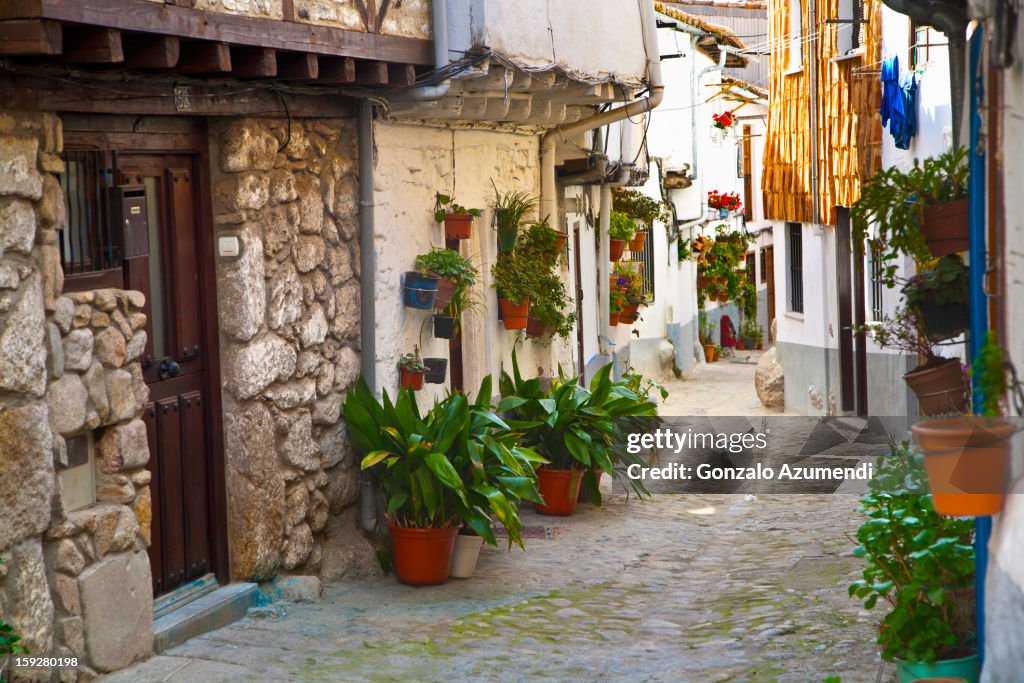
xmin=357 ymin=100 xmax=379 ymax=534
xmin=388 ymin=0 xmax=451 ymax=102
xmin=966 ymin=27 xmax=989 ymax=667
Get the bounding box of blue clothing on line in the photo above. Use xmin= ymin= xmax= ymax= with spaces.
xmin=880 ymin=55 xmax=902 ymax=129
xmin=895 ymin=71 xmax=918 ymax=149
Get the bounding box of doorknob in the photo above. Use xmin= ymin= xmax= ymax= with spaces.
xmin=158 ymin=357 xmax=181 ymax=380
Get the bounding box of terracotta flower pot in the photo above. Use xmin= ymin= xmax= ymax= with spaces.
xmin=609 ymin=311 xmax=621 ymax=326
xmin=399 ymin=368 xmax=425 ymax=391
xmin=498 ymin=297 xmax=530 ymax=330
xmin=921 ymin=198 xmax=970 ymax=256
xmin=712 ymin=347 xmax=720 ymax=361
xmin=703 ymin=343 xmax=715 ymax=362
xmin=628 ymin=231 xmax=648 ymax=252
xmin=432 ymin=274 xmax=457 ymax=310
xmin=736 ymin=341 xmax=746 ymax=350
xmin=609 ymin=238 xmax=625 ymax=261
xmin=620 ymin=302 xmax=640 ymax=322
xmin=911 ymin=417 xmax=1012 ymax=517
xmin=387 ymin=523 xmax=458 ymax=585
xmin=526 ymin=314 xmax=556 ymax=339
xmin=444 ymin=213 xmax=474 ymax=240
xmin=552 ymin=230 xmax=569 ymax=256
xmin=903 ymin=357 xmax=968 ymax=416
xmin=535 ymin=468 xmax=585 ymax=516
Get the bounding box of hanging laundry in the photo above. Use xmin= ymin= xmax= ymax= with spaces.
xmin=879 ymin=56 xmax=903 ymax=130
xmin=894 ymin=71 xmax=919 ymax=149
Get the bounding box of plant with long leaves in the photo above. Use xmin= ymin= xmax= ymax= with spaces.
xmin=498 ymin=350 xmax=656 ymax=504
xmin=344 ymin=377 xmax=546 ymax=548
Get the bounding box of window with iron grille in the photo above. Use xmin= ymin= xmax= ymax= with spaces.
xmin=60 ymin=150 xmax=123 ymax=290
xmin=788 ymin=223 xmax=803 ymax=313
xmin=746 ymin=252 xmax=756 ymax=286
xmin=759 ymin=248 xmax=768 ymax=283
xmin=870 ymin=246 xmax=884 ymax=320
xmin=630 ymin=230 xmax=656 ymax=302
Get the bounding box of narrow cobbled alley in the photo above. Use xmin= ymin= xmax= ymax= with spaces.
xmin=106 ymin=362 xmax=887 ymax=683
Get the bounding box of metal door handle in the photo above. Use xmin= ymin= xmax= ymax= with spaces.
xmin=158 ymin=357 xmax=180 ymax=379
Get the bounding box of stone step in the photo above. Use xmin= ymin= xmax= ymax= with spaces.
xmin=154 ymin=582 xmax=259 ymax=653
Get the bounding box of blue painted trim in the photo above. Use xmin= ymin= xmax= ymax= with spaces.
xmin=967 ymin=26 xmax=989 ymax=667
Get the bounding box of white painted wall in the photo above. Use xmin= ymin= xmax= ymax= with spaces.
xmin=373 ymin=123 xmax=576 ymax=405
xmin=448 ymin=0 xmax=648 ymax=84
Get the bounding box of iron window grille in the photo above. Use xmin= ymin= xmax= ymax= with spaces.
xmin=788 ymin=222 xmax=803 ymax=313
xmin=60 ymin=150 xmax=123 ymax=289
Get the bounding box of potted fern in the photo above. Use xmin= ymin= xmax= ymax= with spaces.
xmin=490 ymin=183 xmax=538 ymax=253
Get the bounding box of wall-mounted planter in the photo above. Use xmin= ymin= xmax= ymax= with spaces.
xmin=433 ymin=315 xmax=456 ymax=339
xmin=526 ymin=315 xmax=555 ymax=339
xmin=609 ymin=311 xmax=621 ymax=326
xmin=552 ymin=230 xmax=569 ymax=256
xmin=628 ymin=230 xmax=648 ymax=252
xmin=423 ymin=358 xmax=448 ymax=384
xmin=399 ymin=367 xmax=425 ymax=391
xmin=444 ymin=213 xmax=474 ymax=240
xmin=432 ymin=275 xmax=457 ymax=310
xmin=609 ymin=238 xmax=625 ymax=262
xmin=910 ymin=417 xmax=1012 ymax=517
xmin=718 ymin=207 xmax=729 ymax=219
xmin=620 ymin=302 xmax=640 ymax=323
xmin=921 ymin=198 xmax=970 ymax=256
xmin=498 ymin=297 xmax=529 ymax=330
xmin=403 ymin=271 xmax=440 ymax=309
xmin=918 ymin=299 xmax=969 ymax=342
xmin=903 ymin=357 xmax=968 ymax=416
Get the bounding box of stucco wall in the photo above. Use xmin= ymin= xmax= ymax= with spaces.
xmin=0 ymin=111 xmax=154 ymax=680
xmin=209 ymin=118 xmax=374 ymax=585
xmin=373 ymin=122 xmax=579 ymax=403
xmin=188 ymin=0 xmax=431 ymax=38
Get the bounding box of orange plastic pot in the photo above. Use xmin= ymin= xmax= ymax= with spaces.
xmin=911 ymin=417 xmax=1013 ymax=517
xmin=609 ymin=239 xmax=625 ymax=261
xmin=628 ymin=231 xmax=648 ymax=252
xmin=609 ymin=311 xmax=621 ymax=326
xmin=432 ymin=274 xmax=457 ymax=310
xmin=444 ymin=213 xmax=474 ymax=240
xmin=387 ymin=524 xmax=458 ymax=585
xmin=703 ymin=343 xmax=715 ymax=362
xmin=399 ymin=368 xmax=425 ymax=391
xmin=535 ymin=468 xmax=585 ymax=516
xmin=498 ymin=297 xmax=530 ymax=330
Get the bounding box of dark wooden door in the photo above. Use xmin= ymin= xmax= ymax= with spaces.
xmin=836 ymin=207 xmax=855 ymax=413
xmin=573 ymin=221 xmax=586 ymax=381
xmin=764 ymin=245 xmax=776 ymax=341
xmin=120 ymin=154 xmax=216 ymax=596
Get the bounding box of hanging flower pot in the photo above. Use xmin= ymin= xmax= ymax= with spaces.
xmin=423 ymin=357 xmax=448 ymax=384
xmin=433 ymin=315 xmax=457 ymax=339
xmin=535 ymin=468 xmax=585 ymax=516
xmin=432 ymin=274 xmax=457 ymax=310
xmin=449 ymin=532 xmax=484 ymax=579
xmin=628 ymin=230 xmax=648 ymax=252
xmin=921 ymin=198 xmax=970 ymax=256
xmin=444 ymin=213 xmax=474 ymax=240
xmin=402 ymin=271 xmax=440 ymax=309
xmin=910 ymin=417 xmax=1012 ymax=516
xmin=620 ymin=302 xmax=640 ymax=323
xmin=498 ymin=297 xmax=530 ymax=330
xmin=609 ymin=238 xmax=625 ymax=262
xmin=387 ymin=523 xmax=458 ymax=586
xmin=917 ymin=299 xmax=970 ymax=342
xmin=718 ymin=207 xmax=729 ymax=219
xmin=552 ymin=230 xmax=569 ymax=256
xmin=903 ymin=357 xmax=968 ymax=416
xmin=399 ymin=367 xmax=425 ymax=391
xmin=526 ymin=314 xmax=556 ymax=339
xmin=609 ymin=311 xmax=621 ymax=326
xmin=497 ymin=224 xmax=518 ymax=253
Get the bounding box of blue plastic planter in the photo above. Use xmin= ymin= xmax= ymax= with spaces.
xmin=402 ymin=271 xmax=440 ymax=309
xmin=896 ymin=653 xmax=980 ymax=683
xmin=718 ymin=208 xmax=729 ymax=219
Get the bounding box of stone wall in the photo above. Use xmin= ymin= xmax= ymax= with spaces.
xmin=210 ymin=118 xmax=373 ymax=584
xmin=0 ymin=111 xmax=153 ymax=680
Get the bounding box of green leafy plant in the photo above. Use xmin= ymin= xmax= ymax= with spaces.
xmin=696 ymin=229 xmax=753 ymax=307
xmin=622 ymin=368 xmax=669 ymax=402
xmin=499 ymin=351 xmax=656 ymax=503
xmin=344 ymin=377 xmax=546 ymax=547
xmin=529 ymin=269 xmax=577 ymax=339
xmin=852 ymin=147 xmax=969 ymax=280
xmin=434 ymin=193 xmax=482 ymax=223
xmin=849 ymin=442 xmax=976 ymax=664
xmin=415 ymin=248 xmax=478 ymax=285
xmin=613 ymin=263 xmax=650 ymax=307
xmin=902 ymin=255 xmax=969 ymax=310
xmin=518 ymin=220 xmax=564 ymax=260
xmin=608 ymin=210 xmax=638 ymax=241
xmin=612 ymin=188 xmax=671 ymax=226
xmin=491 ymin=251 xmax=544 ymax=305
xmin=971 ymin=332 xmax=1007 ymax=417
xmin=398 ymin=350 xmax=427 ymax=373
xmin=740 ymin=316 xmax=763 ymax=346
xmin=490 ymin=182 xmax=538 ymax=246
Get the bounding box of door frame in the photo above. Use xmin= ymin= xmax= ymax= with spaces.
xmin=63 ymin=115 xmax=229 ymax=587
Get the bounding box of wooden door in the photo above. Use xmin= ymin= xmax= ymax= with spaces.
xmin=120 ymin=154 xmax=216 ymax=596
xmin=763 ymin=246 xmax=776 ymax=340
xmin=836 ymin=207 xmax=855 ymax=413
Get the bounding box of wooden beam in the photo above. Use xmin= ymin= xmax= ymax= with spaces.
xmin=277 ymin=52 xmax=318 ymax=80
xmin=387 ymin=62 xmax=416 ymax=87
xmin=0 ymin=19 xmax=60 ymax=55
xmin=0 ymin=0 xmax=433 ymax=64
xmin=282 ymin=0 xmax=295 ymax=22
xmin=61 ymin=26 xmax=123 ymax=63
xmin=354 ymin=60 xmax=388 ymax=85
xmin=317 ymin=56 xmax=355 ymax=84
xmin=177 ymin=42 xmax=231 ymax=73
xmin=123 ymin=34 xmax=180 ymax=68
xmin=231 ymin=46 xmax=277 ymax=77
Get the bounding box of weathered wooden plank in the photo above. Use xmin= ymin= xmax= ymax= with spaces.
xmin=277 ymin=52 xmax=318 ymax=79
xmin=354 ymin=60 xmax=388 ymax=85
xmin=0 ymin=0 xmax=432 ymax=64
xmin=62 ymin=26 xmax=123 ymax=63
xmin=177 ymin=42 xmax=231 ymax=73
xmin=123 ymin=34 xmax=180 ymax=68
xmin=387 ymin=62 xmax=416 ymax=86
xmin=0 ymin=18 xmax=60 ymax=55
xmin=316 ymin=56 xmax=355 ymax=84
xmin=231 ymin=46 xmax=277 ymax=77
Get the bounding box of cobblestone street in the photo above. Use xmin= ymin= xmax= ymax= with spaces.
xmin=105 ymin=363 xmax=890 ymax=683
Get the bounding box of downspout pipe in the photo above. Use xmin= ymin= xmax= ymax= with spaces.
xmin=388 ymin=0 xmax=451 ymax=102
xmin=966 ymin=27 xmax=990 ymax=667
xmin=539 ymin=0 xmax=665 ymax=221
xmin=357 ymin=100 xmax=379 ymax=534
